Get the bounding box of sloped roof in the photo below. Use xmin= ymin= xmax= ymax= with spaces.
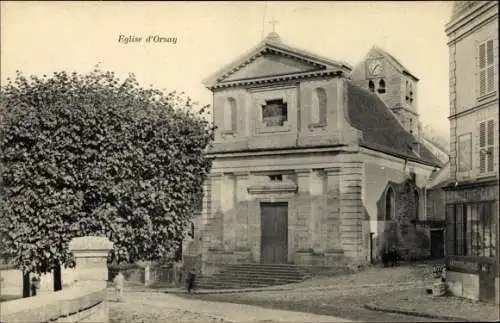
xmin=346 ymin=81 xmax=442 ymax=167
xmin=426 ymin=162 xmax=450 ymax=189
xmin=203 ymin=33 xmax=352 ymax=89
xmin=370 ymin=46 xmax=419 ymax=81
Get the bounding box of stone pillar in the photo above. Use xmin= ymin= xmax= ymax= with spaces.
xmin=235 ymin=171 xmax=250 ymax=250
xmin=339 ymin=161 xmax=365 ymax=264
xmin=69 ymin=236 xmax=113 ymax=323
xmin=136 ymin=261 xmax=152 ymax=286
xmin=69 ymin=236 xmax=113 ymax=283
xmin=221 ymin=173 xmax=236 ymax=251
xmin=207 ymin=173 xmax=223 ymax=250
xmin=295 ymin=169 xmax=312 ymax=250
xmin=325 ymin=167 xmax=341 ymax=252
xmin=310 ymin=170 xmax=325 ymax=253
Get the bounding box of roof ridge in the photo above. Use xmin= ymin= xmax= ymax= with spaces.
xmin=370 ymin=46 xmax=419 ymax=81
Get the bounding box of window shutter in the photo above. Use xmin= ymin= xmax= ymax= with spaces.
xmin=486 ymin=40 xmax=494 ymax=65
xmin=479 ymin=121 xmax=486 ymax=148
xmin=480 ymin=70 xmax=486 ymax=95
xmin=487 ymin=119 xmax=494 ymax=146
xmin=487 ymin=120 xmax=494 ymax=172
xmin=479 ymin=43 xmax=486 ymax=68
xmin=479 ymin=43 xmax=486 ymax=95
xmin=479 ymin=121 xmax=486 ymax=173
xmin=487 ymin=40 xmax=495 ymax=92
xmin=487 ymin=66 xmax=495 ymax=93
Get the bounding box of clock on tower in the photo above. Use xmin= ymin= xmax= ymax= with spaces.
xmin=367 ymin=59 xmax=384 ymax=77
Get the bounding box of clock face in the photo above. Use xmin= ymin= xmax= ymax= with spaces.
xmin=368 ymin=60 xmax=383 ymax=76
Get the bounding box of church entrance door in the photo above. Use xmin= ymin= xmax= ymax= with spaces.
xmin=260 ymin=202 xmax=288 ymax=264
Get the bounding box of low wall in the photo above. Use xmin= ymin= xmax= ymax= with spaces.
xmin=1 ymin=236 xmax=113 ymax=323
xmin=0 ymin=281 xmax=107 ymax=323
xmin=0 ymin=267 xmax=77 ymax=297
xmin=446 ymin=271 xmax=480 ymax=301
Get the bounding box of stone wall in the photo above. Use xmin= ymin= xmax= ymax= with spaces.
xmin=196 ymin=150 xmax=374 ymax=273
xmin=0 ymin=236 xmax=113 ymax=323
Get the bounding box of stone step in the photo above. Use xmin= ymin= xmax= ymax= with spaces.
xmin=202 ymin=276 xmax=304 ymax=285
xmin=221 ymin=265 xmax=310 ymax=274
xmin=219 ymin=267 xmax=306 ymax=275
xmin=192 ymin=263 xmax=309 ymax=290
xmin=212 ymin=273 xmax=304 ymax=282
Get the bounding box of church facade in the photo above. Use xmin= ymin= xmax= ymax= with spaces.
xmin=185 ymin=32 xmax=443 ymax=275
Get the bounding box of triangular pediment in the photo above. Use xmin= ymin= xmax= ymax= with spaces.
xmin=203 ymin=34 xmax=352 ymax=89
xmin=224 ymin=53 xmax=322 ymax=82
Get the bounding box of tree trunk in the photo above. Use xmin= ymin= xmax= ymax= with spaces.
xmin=53 ymin=262 xmax=62 ymax=291
xmin=22 ymin=272 xmax=30 ymax=298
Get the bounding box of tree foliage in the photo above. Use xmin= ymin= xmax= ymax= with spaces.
xmin=0 ymin=68 xmax=215 ymax=274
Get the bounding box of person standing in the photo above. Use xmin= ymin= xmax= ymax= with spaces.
xmin=113 ymin=270 xmax=125 ymax=302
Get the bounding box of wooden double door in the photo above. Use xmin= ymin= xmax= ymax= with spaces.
xmin=260 ymin=202 xmax=288 ymax=264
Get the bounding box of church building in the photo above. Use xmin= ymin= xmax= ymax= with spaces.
xmin=184 ymin=31 xmax=443 ymax=275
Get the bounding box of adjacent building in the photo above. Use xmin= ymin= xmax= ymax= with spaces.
xmin=443 ymin=0 xmax=499 ymax=304
xmin=184 ymin=32 xmax=443 ymax=275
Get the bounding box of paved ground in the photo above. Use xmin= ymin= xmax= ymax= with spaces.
xmin=366 ymin=288 xmax=499 ymax=322
xmin=114 ymin=262 xmax=466 ymax=322
xmin=184 ymin=282 xmax=452 ymax=322
xmin=109 ymin=290 xmax=356 ymax=322
xmin=173 ymin=263 xmax=454 ymax=322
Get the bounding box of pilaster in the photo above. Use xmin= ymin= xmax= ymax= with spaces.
xmin=295 ymin=169 xmax=312 ymax=250
xmin=234 ymin=171 xmax=250 ymax=250
xmin=207 ymin=173 xmax=223 ymax=250
xmin=325 ymin=167 xmax=341 ymax=252
xmin=339 ymin=162 xmax=365 ymax=262
xmin=221 ymin=173 xmax=237 ymax=251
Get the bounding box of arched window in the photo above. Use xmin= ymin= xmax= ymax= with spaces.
xmin=223 ymin=98 xmax=236 ymax=132
xmin=409 ymin=83 xmax=414 ymax=103
xmin=368 ymin=80 xmax=375 ymax=92
xmin=311 ymin=88 xmax=327 ymax=124
xmin=385 ymin=187 xmax=395 ymax=221
xmin=378 ymin=79 xmax=386 ymax=94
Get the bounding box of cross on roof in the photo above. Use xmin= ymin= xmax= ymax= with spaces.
xmin=269 ymin=18 xmax=279 ymax=32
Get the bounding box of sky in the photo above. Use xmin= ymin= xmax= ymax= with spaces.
xmin=1 ymin=1 xmax=452 ymax=135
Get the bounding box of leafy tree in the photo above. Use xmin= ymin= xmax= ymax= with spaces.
xmin=0 ymin=68 xmax=214 ymax=294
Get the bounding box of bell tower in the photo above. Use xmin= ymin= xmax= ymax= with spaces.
xmin=351 ymin=46 xmax=421 ymax=137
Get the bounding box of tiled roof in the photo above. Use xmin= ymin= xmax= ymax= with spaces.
xmin=346 ymin=81 xmax=443 ymax=167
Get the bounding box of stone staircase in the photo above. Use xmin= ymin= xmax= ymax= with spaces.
xmin=194 ymin=263 xmax=312 ymax=290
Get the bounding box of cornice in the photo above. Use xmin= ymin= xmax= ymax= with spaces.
xmin=247 ymin=184 xmax=298 ymax=195
xmin=208 ymin=70 xmax=343 ymax=91
xmin=448 ymin=94 xmax=498 ymax=120
xmin=207 ymin=144 xmax=347 ymax=158
xmin=446 ymin=1 xmax=497 ymax=43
